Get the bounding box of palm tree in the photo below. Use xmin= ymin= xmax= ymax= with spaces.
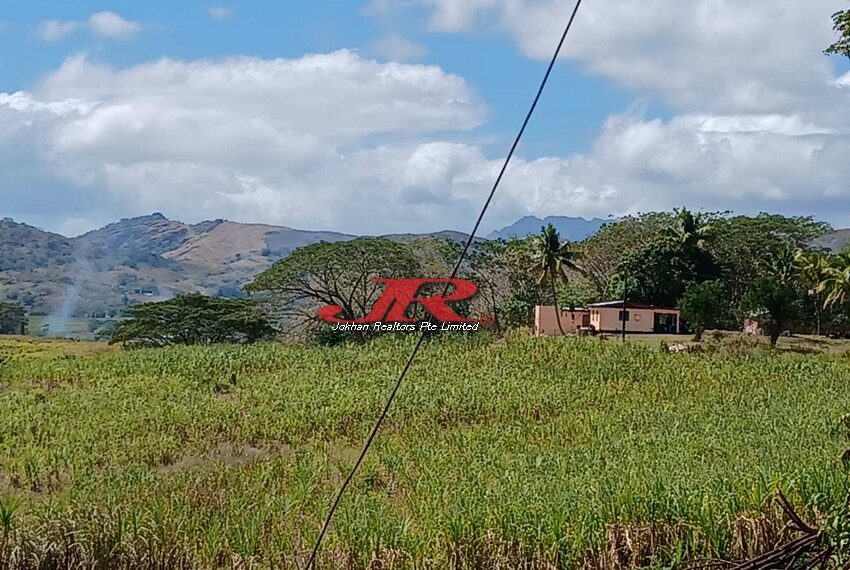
xmin=664 ymin=208 xmax=718 ymax=283
xmin=665 ymin=208 xmax=714 ymax=253
xmin=531 ymin=224 xmax=583 ymax=336
xmin=761 ymin=242 xmax=798 ymax=285
xmin=795 ymin=251 xmax=831 ymax=335
xmin=822 ymin=253 xmax=850 ymax=309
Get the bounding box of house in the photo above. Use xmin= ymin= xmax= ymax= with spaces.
xmin=534 ymin=306 xmax=590 ymax=336
xmin=534 ymin=301 xmax=683 ymax=336
xmin=587 ymin=301 xmax=682 ymax=333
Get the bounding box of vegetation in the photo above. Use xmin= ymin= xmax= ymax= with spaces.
xmin=0 ymin=335 xmax=847 ymax=568
xmin=826 ymin=5 xmax=850 ymax=57
xmin=246 ymin=237 xmax=421 ymax=335
xmin=109 ymin=293 xmax=276 ymax=347
xmin=530 ymin=223 xmax=583 ymax=335
xmin=0 ymin=302 xmax=27 ymax=335
xmin=678 ymin=280 xmax=726 ymax=341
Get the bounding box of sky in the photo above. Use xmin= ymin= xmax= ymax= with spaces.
xmin=1 ymin=1 xmax=849 ymax=237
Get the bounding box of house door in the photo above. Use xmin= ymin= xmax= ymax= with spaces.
xmin=653 ymin=313 xmax=678 ymax=333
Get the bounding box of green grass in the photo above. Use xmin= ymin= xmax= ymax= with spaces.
xmin=0 ymin=334 xmax=847 ymax=568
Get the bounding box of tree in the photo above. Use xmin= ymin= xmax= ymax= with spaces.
xmin=613 ymin=209 xmax=721 ymax=308
xmin=109 ymin=294 xmax=275 ymax=347
xmin=795 ymin=251 xmax=832 ymax=335
xmin=0 ymin=302 xmax=27 ymax=335
xmin=743 ymin=278 xmax=802 ymax=347
xmin=437 ymin=237 xmax=543 ymax=333
xmin=760 ymin=242 xmax=798 ymax=285
xmin=578 ymin=212 xmax=674 ymax=299
xmin=826 ymin=7 xmax=850 ymax=57
xmin=246 ymin=238 xmax=421 ymax=334
xmin=678 ymin=281 xmax=726 ymax=341
xmin=664 ymin=208 xmax=714 ymax=254
xmin=530 ymin=224 xmax=583 ymax=336
xmin=822 ymin=253 xmax=850 ymax=309
xmin=741 ymin=245 xmax=807 ymax=347
xmin=616 ymin=239 xmax=690 ymax=307
xmin=708 ymin=213 xmax=830 ymax=310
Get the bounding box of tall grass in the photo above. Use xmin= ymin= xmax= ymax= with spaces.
xmin=0 ymin=334 xmax=847 ymax=568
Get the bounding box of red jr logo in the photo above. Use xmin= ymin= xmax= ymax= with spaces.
xmin=317 ymin=278 xmax=478 ymax=324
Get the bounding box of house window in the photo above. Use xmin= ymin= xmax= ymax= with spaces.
xmin=618 ymin=310 xmax=630 ymax=321
xmin=634 ymin=314 xmax=641 ymax=322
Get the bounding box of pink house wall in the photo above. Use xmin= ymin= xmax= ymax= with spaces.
xmin=534 ymin=306 xmax=590 ymax=336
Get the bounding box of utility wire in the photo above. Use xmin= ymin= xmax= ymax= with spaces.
xmin=305 ymin=1 xmax=584 ymax=567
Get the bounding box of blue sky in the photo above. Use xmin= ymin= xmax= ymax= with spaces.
xmin=1 ymin=1 xmax=849 ymax=235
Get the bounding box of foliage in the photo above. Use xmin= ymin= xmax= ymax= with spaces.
xmin=312 ymin=324 xmax=349 ymax=347
xmin=109 ymin=293 xmax=275 ymax=347
xmin=0 ymin=336 xmax=848 ymax=567
xmin=578 ymin=212 xmax=674 ymax=299
xmin=743 ymin=277 xmax=802 ymax=347
xmin=530 ymin=223 xmax=583 ymax=335
xmin=614 ymin=209 xmax=720 ymax=307
xmin=246 ymin=238 xmax=421 ymax=334
xmin=826 ymin=7 xmax=850 ymax=57
xmin=708 ymin=213 xmax=830 ymax=306
xmin=0 ymin=302 xmax=27 ymax=335
xmin=678 ymin=280 xmax=727 ymax=341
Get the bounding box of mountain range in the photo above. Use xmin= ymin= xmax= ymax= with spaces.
xmin=486 ymin=215 xmax=608 ymax=241
xmin=0 ymin=213 xmax=605 ymax=321
xmin=3 ymin=213 xmax=847 ymax=327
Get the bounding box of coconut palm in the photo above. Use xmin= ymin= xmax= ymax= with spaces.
xmin=760 ymin=242 xmax=798 ymax=285
xmin=665 ymin=208 xmax=714 ymax=252
xmin=822 ymin=253 xmax=850 ymax=309
xmin=531 ymin=224 xmax=583 ymax=336
xmin=795 ymin=251 xmax=832 ymax=335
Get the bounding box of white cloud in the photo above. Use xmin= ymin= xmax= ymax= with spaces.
xmin=353 ymin=0 xmax=850 ymax=228
xmin=369 ymin=33 xmax=428 ymax=61
xmin=369 ymin=0 xmax=846 ymax=114
xmin=36 ymin=20 xmax=80 ymax=42
xmin=0 ymin=51 xmax=489 ymax=234
xmin=88 ymin=11 xmax=141 ymax=40
xmin=206 ymin=6 xmax=234 ymax=21
xmin=6 ymin=0 xmax=850 ymax=237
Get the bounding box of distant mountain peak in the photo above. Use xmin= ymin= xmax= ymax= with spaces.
xmin=487 ymin=215 xmax=607 ymax=241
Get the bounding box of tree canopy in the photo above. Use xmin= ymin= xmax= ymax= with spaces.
xmin=826 ymin=7 xmax=850 ymax=57
xmin=0 ymin=302 xmax=27 ymax=335
xmin=246 ymin=237 xmax=421 ymax=331
xmin=109 ymin=294 xmax=275 ymax=347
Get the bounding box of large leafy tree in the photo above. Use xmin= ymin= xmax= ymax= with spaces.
xmin=530 ymin=224 xmax=583 ymax=336
xmin=0 ymin=302 xmax=27 ymax=335
xmin=826 ymin=6 xmax=850 ymax=57
xmin=109 ymin=294 xmax=275 ymax=347
xmin=578 ymin=212 xmax=673 ymax=299
xmin=439 ymin=237 xmax=544 ymax=332
xmin=708 ymin=213 xmax=830 ymax=307
xmin=246 ymin=238 xmax=421 ymax=332
xmin=615 ymin=209 xmax=720 ymax=307
xmin=679 ymin=280 xmax=726 ymax=341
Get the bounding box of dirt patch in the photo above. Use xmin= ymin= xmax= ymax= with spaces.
xmin=157 ymin=441 xmax=288 ymax=475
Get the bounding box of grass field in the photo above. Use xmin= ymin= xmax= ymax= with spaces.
xmin=0 ymin=334 xmax=848 ymax=569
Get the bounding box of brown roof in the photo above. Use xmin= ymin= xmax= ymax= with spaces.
xmin=586 ymin=300 xmax=678 ymax=311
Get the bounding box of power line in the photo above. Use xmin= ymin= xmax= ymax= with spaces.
xmin=304 ymin=1 xmax=584 ymax=567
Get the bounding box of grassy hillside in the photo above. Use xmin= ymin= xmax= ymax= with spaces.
xmin=0 ymin=335 xmax=848 ymax=568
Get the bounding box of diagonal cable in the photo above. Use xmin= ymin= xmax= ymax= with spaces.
xmin=305 ymin=1 xmax=584 ymax=566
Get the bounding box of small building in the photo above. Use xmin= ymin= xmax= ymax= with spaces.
xmin=534 ymin=301 xmax=683 ymax=336
xmin=534 ymin=306 xmax=590 ymax=336
xmin=587 ymin=301 xmax=682 ymax=334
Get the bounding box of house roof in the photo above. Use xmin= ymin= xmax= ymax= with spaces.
xmin=586 ymin=300 xmax=679 ymax=311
